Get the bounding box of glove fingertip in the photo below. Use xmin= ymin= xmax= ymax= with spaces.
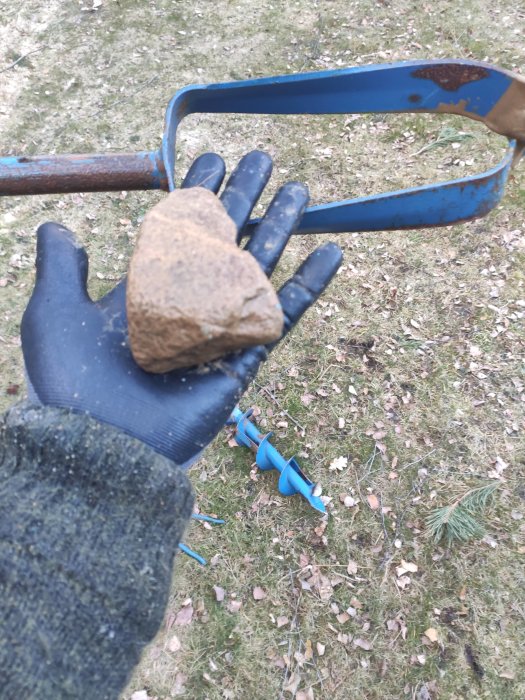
xmin=295 ymin=242 xmax=343 ymax=294
xmin=37 ymin=221 xmax=82 ymax=252
xmin=34 ymin=221 xmax=89 ymax=298
xmin=181 ymin=153 xmax=226 ymax=191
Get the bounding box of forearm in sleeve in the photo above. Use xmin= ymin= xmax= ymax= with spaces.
xmin=0 ymin=403 xmax=194 ymax=700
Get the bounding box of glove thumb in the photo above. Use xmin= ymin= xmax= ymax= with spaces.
xmin=34 ymin=222 xmax=90 ymax=302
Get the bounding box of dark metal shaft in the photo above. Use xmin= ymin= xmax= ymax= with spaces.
xmin=0 ymin=151 xmax=167 ymax=196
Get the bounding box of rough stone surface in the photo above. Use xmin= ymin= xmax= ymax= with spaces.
xmin=127 ymin=187 xmax=284 ymax=373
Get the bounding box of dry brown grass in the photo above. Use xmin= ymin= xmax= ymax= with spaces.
xmin=0 ymin=1 xmax=524 ymax=698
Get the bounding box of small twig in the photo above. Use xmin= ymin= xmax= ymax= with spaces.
xmin=278 ymin=565 xmax=364 ymax=583
xmin=253 ymin=381 xmax=306 ymax=433
xmin=399 ymin=449 xmax=436 ymax=471
xmin=356 ymin=444 xmax=378 ymax=486
xmin=89 ymin=75 xmax=158 ymax=118
xmin=378 ymin=493 xmax=392 ymax=544
xmin=0 ymin=47 xmax=45 ymax=73
xmin=279 ymin=568 xmax=303 ymax=700
xmin=394 ymin=475 xmax=425 ymax=538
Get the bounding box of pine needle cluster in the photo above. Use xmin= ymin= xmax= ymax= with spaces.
xmin=413 ymin=126 xmax=474 ymax=156
xmin=426 ymin=483 xmax=500 ymax=545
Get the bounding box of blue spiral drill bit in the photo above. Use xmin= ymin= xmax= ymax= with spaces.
xmin=227 ymin=406 xmax=325 ymax=514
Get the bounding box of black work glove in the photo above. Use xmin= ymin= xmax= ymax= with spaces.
xmin=22 ymin=151 xmax=342 ymax=465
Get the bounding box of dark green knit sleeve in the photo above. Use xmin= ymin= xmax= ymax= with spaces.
xmin=0 ymin=403 xmax=194 ymax=700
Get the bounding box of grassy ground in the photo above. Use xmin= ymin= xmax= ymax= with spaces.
xmin=1 ymin=1 xmax=524 ymax=698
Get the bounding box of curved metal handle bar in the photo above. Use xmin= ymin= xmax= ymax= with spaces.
xmin=1 ymin=59 xmax=522 ymax=233
xmin=163 ymin=59 xmax=524 ymax=232
xmin=246 ymin=144 xmax=515 ymax=235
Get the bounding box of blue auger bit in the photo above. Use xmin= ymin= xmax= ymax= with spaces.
xmin=0 ymin=59 xmax=523 ymax=233
xmin=226 ymin=406 xmax=325 ymax=514
xmin=179 ymin=407 xmax=324 ymax=566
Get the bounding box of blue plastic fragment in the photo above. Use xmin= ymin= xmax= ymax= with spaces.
xmin=192 ymin=514 xmax=226 ymax=525
xmin=178 ymin=513 xmax=226 ymax=566
xmin=178 ymin=542 xmax=207 ymax=566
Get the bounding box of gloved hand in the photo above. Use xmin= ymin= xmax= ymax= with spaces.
xmin=22 ymin=151 xmax=342 ymax=465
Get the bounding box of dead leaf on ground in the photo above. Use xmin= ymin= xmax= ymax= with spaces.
xmin=386 ymin=619 xmax=398 ymax=632
xmin=227 ymin=599 xmax=242 ymax=613
xmin=329 ymin=456 xmax=348 ymax=471
xmin=213 ymin=585 xmax=225 ymax=602
xmin=316 ymin=642 xmax=326 ymax=656
xmin=253 ymin=586 xmax=267 ymax=600
xmin=396 ymin=560 xmax=418 ymax=576
xmin=353 ymin=638 xmax=373 ymax=651
xmin=171 ymin=672 xmax=188 ymax=696
xmin=299 ymin=552 xmax=310 ymax=567
xmin=416 ymin=682 xmax=436 ymax=700
xmin=304 ymin=639 xmax=313 ymax=661
xmin=423 ymin=627 xmax=439 ymax=643
xmin=271 ymin=655 xmax=287 ymax=670
xmin=167 ymin=634 xmax=182 ymax=653
xmin=343 ymin=495 xmax=357 ymax=507
xmin=283 ymin=669 xmax=301 ymax=696
xmin=174 ymin=604 xmax=194 ymax=626
xmin=304 ymin=567 xmax=334 ymax=601
xmin=347 ymin=560 xmax=358 ymax=575
xmin=296 ymin=689 xmax=315 ymax=700
xmin=165 ymin=611 xmax=176 ymax=632
xmin=396 ymin=575 xmax=411 ymax=589
xmin=277 ymin=615 xmax=289 ymax=628
xmin=367 ymin=493 xmax=380 ymax=510
xmin=314 ymin=520 xmax=327 ymax=537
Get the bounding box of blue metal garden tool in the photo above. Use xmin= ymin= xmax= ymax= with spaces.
xmin=227 ymin=406 xmax=325 ymax=514
xmin=0 ymin=59 xmax=523 ymax=233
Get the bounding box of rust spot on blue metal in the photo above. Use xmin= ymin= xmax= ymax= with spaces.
xmin=412 ymin=64 xmax=490 ymax=91
xmin=408 ymin=93 xmax=422 ymax=104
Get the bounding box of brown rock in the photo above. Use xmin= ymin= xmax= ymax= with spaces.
xmin=127 ymin=187 xmax=283 ymax=373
